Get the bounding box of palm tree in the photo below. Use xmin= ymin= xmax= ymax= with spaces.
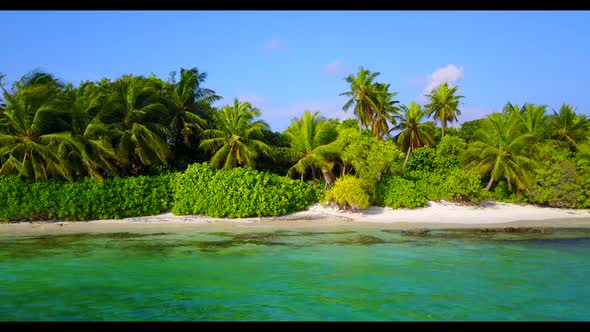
xmin=548 ymin=104 xmax=589 ymax=151
xmin=394 ymin=102 xmax=435 ymax=170
xmin=339 ymin=66 xmax=379 ymax=133
xmin=284 ymin=110 xmax=339 ymax=187
xmin=461 ymin=112 xmax=533 ymax=192
xmin=63 ymin=82 xmax=119 ymax=178
xmin=424 ymin=83 xmax=463 ymax=139
xmin=165 ymin=68 xmax=220 ymax=149
xmin=0 ymin=70 xmax=83 ymax=180
xmin=518 ymin=103 xmax=548 ymax=158
xmin=369 ymin=83 xmax=399 ymax=139
xmin=199 ymin=98 xmax=272 ymax=170
xmin=502 ymin=102 xmax=521 ymax=116
xmin=100 ymin=76 xmax=171 ymax=175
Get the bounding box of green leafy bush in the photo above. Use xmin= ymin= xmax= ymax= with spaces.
xmin=489 ymin=181 xmax=517 ymax=202
xmin=323 ymin=175 xmax=372 ymax=211
xmin=408 ymin=171 xmax=447 ymax=201
xmin=442 ymin=170 xmax=485 ymax=203
xmin=172 ymin=163 xmax=320 ymax=218
xmin=374 ymin=175 xmax=427 ymax=209
xmin=529 ymin=160 xmax=579 ymax=208
xmin=435 ymin=135 xmax=467 ymax=168
xmin=0 ymin=174 xmax=177 ymax=222
xmin=404 ymin=147 xmax=439 ymax=174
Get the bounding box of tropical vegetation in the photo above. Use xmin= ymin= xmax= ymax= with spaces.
xmin=1 ymin=65 xmax=589 ymax=221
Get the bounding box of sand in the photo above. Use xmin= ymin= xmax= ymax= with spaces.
xmin=2 ymin=200 xmax=590 ymax=235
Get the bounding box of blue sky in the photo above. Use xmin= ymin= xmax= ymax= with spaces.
xmin=1 ymin=11 xmax=588 ymax=131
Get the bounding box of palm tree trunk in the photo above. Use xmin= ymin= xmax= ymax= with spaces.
xmin=441 ymin=122 xmax=445 ymax=139
xmin=322 ymin=170 xmax=334 ymax=190
xmin=300 ymin=173 xmax=304 ymax=181
xmin=402 ymin=146 xmax=412 ymax=170
xmin=485 ymin=176 xmax=494 ymax=191
xmin=311 ymin=166 xmax=317 ymax=182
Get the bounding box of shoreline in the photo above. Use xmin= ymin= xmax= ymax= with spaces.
xmin=2 ymin=201 xmax=590 ymax=235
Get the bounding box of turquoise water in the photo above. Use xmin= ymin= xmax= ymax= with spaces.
xmin=1 ymin=226 xmax=590 ymax=321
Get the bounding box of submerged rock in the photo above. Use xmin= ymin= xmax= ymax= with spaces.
xmin=401 ymin=228 xmax=431 ymax=236
xmin=273 ymin=230 xmax=357 ymax=237
xmin=232 ymin=232 xmax=277 ymax=240
xmin=478 ymin=227 xmax=544 ymax=233
xmin=331 ymin=235 xmax=387 ymax=245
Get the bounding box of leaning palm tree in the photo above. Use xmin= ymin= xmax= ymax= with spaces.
xmin=100 ymin=76 xmax=171 ymax=176
xmin=547 ymin=103 xmax=589 ymax=151
xmin=369 ymin=83 xmax=400 ymax=139
xmin=0 ymin=70 xmax=83 ymax=180
xmin=165 ymin=68 xmax=220 ymax=149
xmin=424 ymin=83 xmax=463 ymax=139
xmin=284 ymin=110 xmax=339 ymax=186
xmin=199 ymin=98 xmax=272 ymax=170
xmin=460 ymin=112 xmax=533 ymax=192
xmin=339 ymin=66 xmax=380 ymax=133
xmin=394 ymin=102 xmax=435 ymax=170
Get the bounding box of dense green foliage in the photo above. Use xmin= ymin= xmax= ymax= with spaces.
xmin=374 ymin=175 xmax=427 ymax=209
xmin=442 ymin=170 xmax=485 ymax=204
xmin=0 ymin=174 xmax=176 ymax=221
xmin=324 ymin=175 xmax=372 ymax=211
xmin=172 ymin=163 xmax=320 ymax=218
xmin=1 ymin=65 xmax=589 ymax=221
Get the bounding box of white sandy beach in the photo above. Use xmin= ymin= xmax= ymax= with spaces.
xmin=302 ymin=200 xmax=590 ymax=224
xmin=2 ymin=200 xmax=590 ymax=235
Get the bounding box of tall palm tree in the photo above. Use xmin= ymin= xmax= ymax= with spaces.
xmin=518 ymin=103 xmax=548 ymax=158
xmin=0 ymin=70 xmax=83 ymax=180
xmin=199 ymin=98 xmax=272 ymax=170
xmin=63 ymin=82 xmax=119 ymax=178
xmin=502 ymin=102 xmax=521 ymax=116
xmin=100 ymin=76 xmax=171 ymax=175
xmin=369 ymin=83 xmax=399 ymax=139
xmin=339 ymin=66 xmax=380 ymax=133
xmin=394 ymin=102 xmax=435 ymax=170
xmin=284 ymin=110 xmax=339 ymax=186
xmin=424 ymin=83 xmax=463 ymax=139
xmin=461 ymin=112 xmax=533 ymax=192
xmin=548 ymin=104 xmax=589 ymax=151
xmin=165 ymin=68 xmax=220 ymax=148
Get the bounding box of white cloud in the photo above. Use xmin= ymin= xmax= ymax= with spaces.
xmin=418 ymin=64 xmax=465 ymax=103
xmin=323 ymin=59 xmax=349 ymax=77
xmin=264 ymin=39 xmax=286 ymax=52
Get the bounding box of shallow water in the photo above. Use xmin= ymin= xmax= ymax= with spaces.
xmin=1 ymin=226 xmax=589 ymax=321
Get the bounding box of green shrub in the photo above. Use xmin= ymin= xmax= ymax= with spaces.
xmin=490 ymin=181 xmax=513 ymax=202
xmin=0 ymin=174 xmax=176 ymax=222
xmin=435 ymin=135 xmax=467 ymax=168
xmin=442 ymin=170 xmax=485 ymax=203
xmin=408 ymin=171 xmax=447 ymax=201
xmin=404 ymin=147 xmax=438 ymax=174
xmin=323 ymin=175 xmax=372 ymax=211
xmin=576 ymin=175 xmax=590 ymax=208
xmin=529 ymin=160 xmax=579 ymax=208
xmin=172 ymin=163 xmax=320 ymax=218
xmin=374 ymin=175 xmax=427 ymax=209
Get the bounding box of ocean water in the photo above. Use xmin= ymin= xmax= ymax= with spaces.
xmin=1 ymin=225 xmax=589 ymax=321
